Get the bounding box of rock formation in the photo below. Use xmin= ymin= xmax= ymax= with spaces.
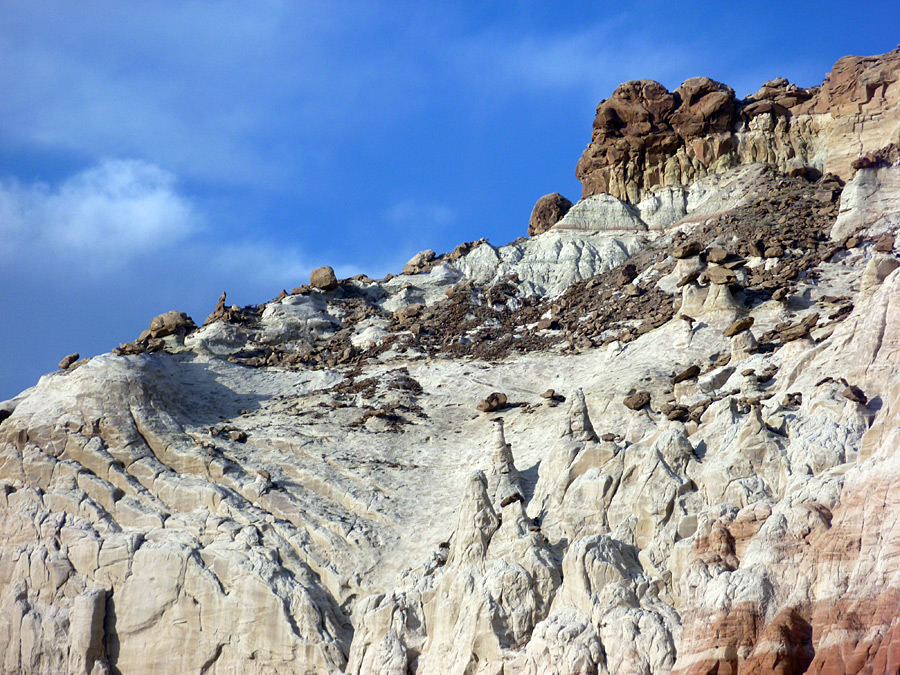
xmin=2 ymin=47 xmax=900 ymax=674
xmin=529 ymin=193 xmax=573 ymax=236
xmin=311 ymin=266 xmax=339 ymax=291
xmin=577 ymin=47 xmax=900 ymax=203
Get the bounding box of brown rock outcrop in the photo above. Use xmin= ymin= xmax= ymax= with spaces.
xmin=575 ymin=77 xmax=736 ymax=203
xmin=403 ymin=249 xmax=437 ymax=275
xmin=576 ymin=48 xmax=900 ymax=203
xmin=204 ymin=291 xmax=246 ymax=325
xmin=528 ymin=193 xmax=573 ymax=236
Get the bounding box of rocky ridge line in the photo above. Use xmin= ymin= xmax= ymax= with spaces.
xmin=575 ymin=47 xmax=900 ymax=204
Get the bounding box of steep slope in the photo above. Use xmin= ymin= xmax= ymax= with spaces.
xmin=1 ymin=49 xmax=899 ymax=675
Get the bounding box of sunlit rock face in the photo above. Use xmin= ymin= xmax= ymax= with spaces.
xmin=577 ymin=48 xmax=900 ymax=204
xmin=2 ymin=48 xmax=900 ymax=675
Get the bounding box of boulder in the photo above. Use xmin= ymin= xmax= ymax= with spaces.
xmin=705 ymin=266 xmax=738 ymax=285
xmin=58 ymin=353 xmax=80 ymax=370
xmin=537 ymin=318 xmax=559 ymax=331
xmin=673 ymin=364 xmax=701 ymax=383
xmin=874 ymin=234 xmax=896 ymax=252
xmin=402 ymin=250 xmax=437 ymax=275
xmin=477 ymin=392 xmax=508 ymax=413
xmin=779 ymin=313 xmax=819 ymax=341
xmin=310 ymin=266 xmax=338 ymax=290
xmin=677 ymin=270 xmax=702 ymax=288
xmin=664 ymin=404 xmax=689 ymax=421
xmin=673 ymin=241 xmax=702 ymax=259
xmin=723 ymin=316 xmax=755 ymax=338
xmin=529 ymin=193 xmax=573 ymax=236
xmin=785 ymin=157 xmax=809 ymax=177
xmin=706 ymin=247 xmax=729 ymax=263
xmin=393 ymin=304 xmax=424 ymax=323
xmin=616 ymin=264 xmax=638 ymax=286
xmin=772 ymin=287 xmax=789 ymax=301
xmin=148 ymin=311 xmax=196 ymax=339
xmin=747 ymin=240 xmax=765 ymax=257
xmin=843 ymin=385 xmax=868 ymax=405
xmin=624 ymin=391 xmax=651 ymax=410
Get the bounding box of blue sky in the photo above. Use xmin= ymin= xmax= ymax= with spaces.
xmin=1 ymin=1 xmax=898 ymax=398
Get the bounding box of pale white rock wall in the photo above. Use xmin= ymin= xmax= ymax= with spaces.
xmin=552 ymin=193 xmax=648 ymax=231
xmin=550 ymin=163 xmax=768 ymax=241
xmin=422 ymin=230 xmax=648 ymax=298
xmin=831 ymin=165 xmax=900 ymax=241
xmin=259 ymin=292 xmax=344 ymax=343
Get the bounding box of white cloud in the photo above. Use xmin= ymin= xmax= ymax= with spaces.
xmin=0 ymin=158 xmax=372 ymax=289
xmin=0 ymin=2 xmax=427 ymax=190
xmin=0 ymin=158 xmax=200 ymax=269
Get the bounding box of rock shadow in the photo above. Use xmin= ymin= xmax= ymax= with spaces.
xmin=519 ymin=461 xmax=540 ymax=505
xmin=139 ymin=353 xmax=272 ymax=428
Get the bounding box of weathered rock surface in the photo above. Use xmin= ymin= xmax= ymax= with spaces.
xmin=58 ymin=353 xmax=80 ymax=370
xmin=147 ymin=310 xmax=196 ymax=340
xmin=3 ymin=47 xmax=900 ymax=675
xmin=832 ymin=165 xmax=900 ymax=241
xmin=577 ymin=47 xmax=900 ymax=203
xmin=311 ymin=265 xmax=339 ymax=290
xmin=528 ymin=193 xmax=573 ymax=236
xmin=402 ymin=249 xmax=437 ymax=275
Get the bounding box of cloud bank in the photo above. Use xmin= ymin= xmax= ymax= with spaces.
xmin=0 ymin=158 xmax=200 ymax=270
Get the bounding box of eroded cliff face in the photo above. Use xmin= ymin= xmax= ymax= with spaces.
xmin=2 ymin=50 xmax=900 ymax=675
xmin=576 ymin=48 xmax=900 ymax=203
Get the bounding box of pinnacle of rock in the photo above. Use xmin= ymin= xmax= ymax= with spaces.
xmin=490 ymin=418 xmax=524 ymax=508
xmin=564 ymin=388 xmax=598 ymax=442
